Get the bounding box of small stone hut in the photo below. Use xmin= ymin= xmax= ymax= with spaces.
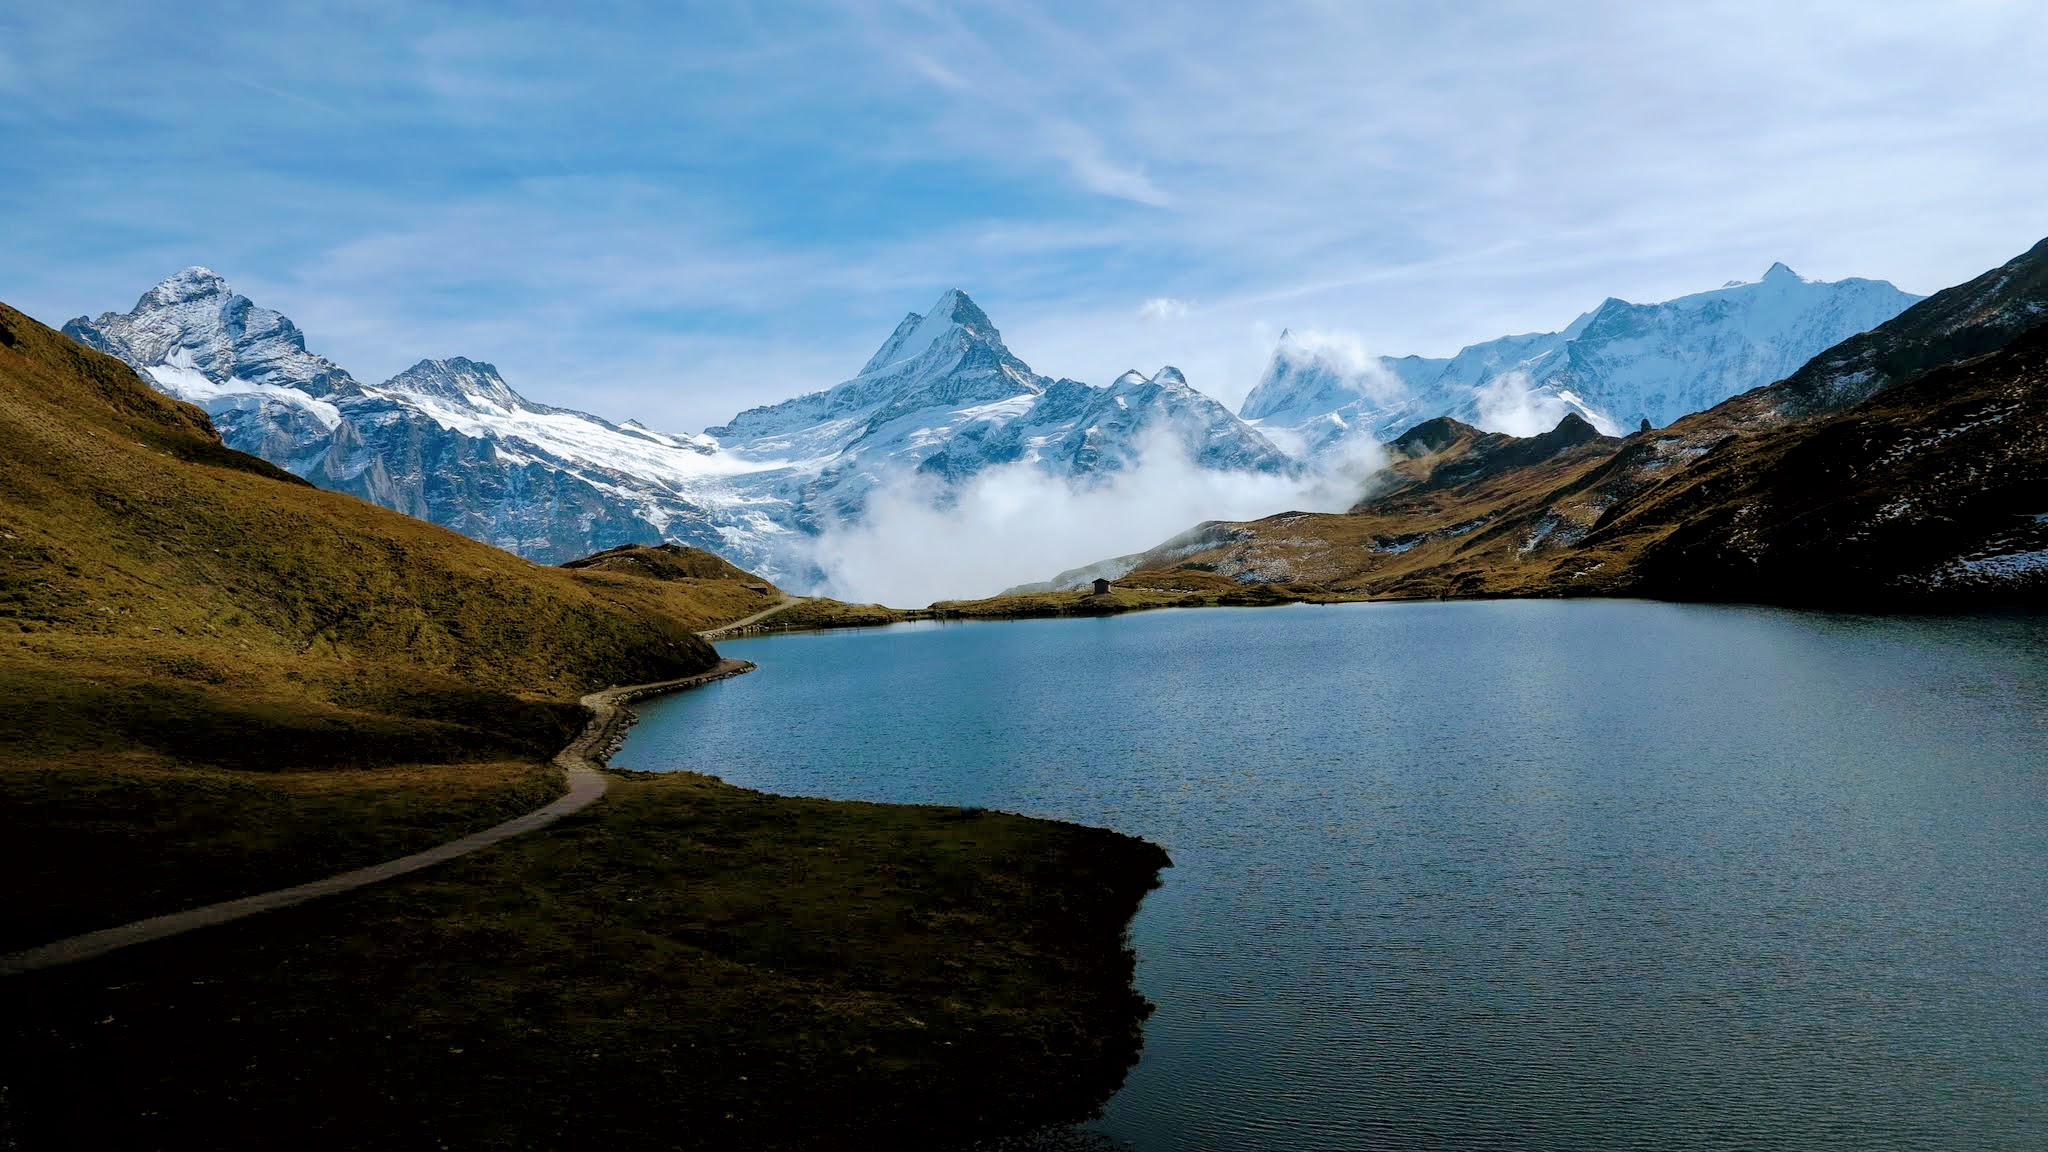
xmin=1092 ymin=577 xmax=1113 ymax=595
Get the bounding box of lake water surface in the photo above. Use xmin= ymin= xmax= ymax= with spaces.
xmin=616 ymin=600 xmax=2048 ymax=1150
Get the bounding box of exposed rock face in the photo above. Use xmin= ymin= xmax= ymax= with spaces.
xmin=64 ymin=273 xmax=746 ymax=567
xmin=1604 ymin=320 xmax=2048 ymax=607
xmin=1722 ymin=236 xmax=2048 ymax=423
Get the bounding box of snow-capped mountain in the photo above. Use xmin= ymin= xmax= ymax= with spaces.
xmin=65 ymin=269 xmax=784 ymax=569
xmin=715 ymin=292 xmax=1296 ymax=547
xmin=712 ymin=291 xmax=1293 ymax=528
xmin=65 ymin=273 xmax=1292 ymax=588
xmin=1243 ymin=263 xmax=1921 ymax=452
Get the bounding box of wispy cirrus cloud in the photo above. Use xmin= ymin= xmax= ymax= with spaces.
xmin=2 ymin=1 xmax=2044 ymax=434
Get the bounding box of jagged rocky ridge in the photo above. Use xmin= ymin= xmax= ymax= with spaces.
xmin=705 ymin=290 xmax=1294 ymax=534
xmin=65 ymin=278 xmax=1291 ymax=585
xmin=64 ymin=269 xmax=753 ymax=566
xmin=66 ymin=261 xmax=1931 ymax=599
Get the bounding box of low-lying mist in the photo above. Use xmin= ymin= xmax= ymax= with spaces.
xmin=1474 ymin=370 xmax=1623 ymax=437
xmin=811 ymin=429 xmax=1384 ymax=606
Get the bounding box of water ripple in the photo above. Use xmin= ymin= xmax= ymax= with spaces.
xmin=618 ymin=601 xmax=2048 ymax=1150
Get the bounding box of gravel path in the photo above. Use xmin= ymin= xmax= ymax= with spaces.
xmin=698 ymin=596 xmax=805 ymax=640
xmin=0 ymin=658 xmax=757 ymax=976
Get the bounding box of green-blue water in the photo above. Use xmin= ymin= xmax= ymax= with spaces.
xmin=616 ymin=600 xmax=2048 ymax=1150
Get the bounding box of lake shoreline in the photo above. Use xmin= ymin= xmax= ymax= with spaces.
xmin=3 ymin=643 xmax=1177 ymax=1150
xmin=637 ymin=602 xmax=2048 ymax=1150
xmin=717 ymin=579 xmax=2047 ymax=641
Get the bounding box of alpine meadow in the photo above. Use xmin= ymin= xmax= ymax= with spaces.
xmin=2 ymin=5 xmax=2044 ymax=1151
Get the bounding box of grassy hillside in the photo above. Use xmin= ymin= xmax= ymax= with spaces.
xmin=0 ymin=303 xmax=724 ymax=695
xmin=1117 ymin=412 xmax=1630 ymax=600
xmin=0 ymin=302 xmax=756 ymax=941
xmin=561 ymin=543 xmax=785 ymax=631
xmin=1608 ymin=324 xmax=2048 ymax=606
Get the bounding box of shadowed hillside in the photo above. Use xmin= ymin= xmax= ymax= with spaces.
xmin=1608 ymin=325 xmax=2048 ymax=606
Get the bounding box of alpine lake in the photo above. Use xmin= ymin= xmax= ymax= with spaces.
xmin=615 ymin=599 xmax=2048 ymax=1150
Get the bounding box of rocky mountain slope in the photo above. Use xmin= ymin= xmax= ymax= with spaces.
xmin=1600 ymin=326 xmax=2048 ymax=606
xmin=1243 ymin=264 xmax=1920 ymax=454
xmin=5 ymin=299 xmax=727 ymax=698
xmin=1113 ymin=237 xmax=2048 ymax=609
xmin=64 ymin=269 xmax=761 ymax=568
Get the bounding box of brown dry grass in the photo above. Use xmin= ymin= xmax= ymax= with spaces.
xmin=560 ymin=543 xmax=785 ymax=631
xmin=1123 ymin=431 xmax=1631 ymax=602
xmin=0 ymin=767 xmax=1169 ymax=1151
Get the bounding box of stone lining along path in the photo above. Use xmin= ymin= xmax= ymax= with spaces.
xmin=0 ymin=657 xmax=757 ymax=977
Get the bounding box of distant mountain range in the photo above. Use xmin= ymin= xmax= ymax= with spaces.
xmin=64 ymin=268 xmax=778 ymax=571
xmin=703 ymin=289 xmax=1296 ymax=534
xmin=1081 ymin=236 xmax=2048 ymax=609
xmin=63 ymin=261 xmax=1920 ymax=597
xmin=65 ymin=277 xmax=1289 ymax=586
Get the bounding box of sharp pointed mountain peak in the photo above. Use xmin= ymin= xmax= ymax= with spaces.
xmin=859 ymin=312 xmax=926 ymax=376
xmin=144 ymin=266 xmax=233 ymax=306
xmin=1761 ymin=261 xmax=1803 ymax=284
xmin=382 ymin=356 xmax=525 ymax=409
xmin=1112 ymin=369 xmax=1149 ymax=388
xmin=1153 ymin=366 xmax=1188 ymax=388
xmin=856 ymin=288 xmax=1005 ymax=377
xmin=926 ymin=287 xmax=992 ymax=329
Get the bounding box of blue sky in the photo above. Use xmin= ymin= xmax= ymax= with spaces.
xmin=3 ymin=1 xmax=2045 ymax=430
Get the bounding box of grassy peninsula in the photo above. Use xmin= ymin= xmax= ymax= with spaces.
xmin=2 ymin=773 xmax=1165 ymax=1150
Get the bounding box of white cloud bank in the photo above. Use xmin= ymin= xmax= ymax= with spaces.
xmin=810 ymin=429 xmax=1385 ymax=606
xmin=1473 ymin=371 xmax=1568 ymax=437
xmin=1136 ymin=296 xmax=1191 ymax=322
xmin=1276 ymin=327 xmax=1409 ymax=405
xmin=1472 ymin=370 xmax=1623 ymax=437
